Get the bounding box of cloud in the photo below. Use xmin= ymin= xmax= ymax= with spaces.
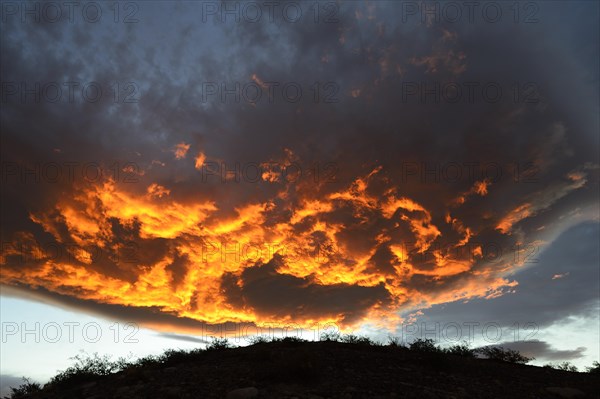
xmin=1 ymin=284 xmax=211 ymax=335
xmin=220 ymin=255 xmax=392 ymax=325
xmin=412 ymin=221 xmax=600 ymax=328
xmin=156 ymin=333 xmax=209 ymax=345
xmin=173 ymin=143 xmax=191 ymax=160
xmin=1 ymin=2 xmax=598 ymax=332
xmin=497 ymin=341 xmax=587 ymax=361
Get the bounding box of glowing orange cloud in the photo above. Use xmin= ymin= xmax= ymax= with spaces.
xmin=173 ymin=142 xmax=191 ymax=159
xmin=1 ymin=154 xmax=532 ymax=332
xmin=194 ymin=152 xmax=206 ymax=170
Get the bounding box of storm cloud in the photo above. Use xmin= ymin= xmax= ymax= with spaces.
xmin=1 ymin=1 xmax=598 ymax=334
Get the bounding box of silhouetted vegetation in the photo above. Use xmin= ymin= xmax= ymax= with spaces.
xmin=46 ymin=353 xmax=129 ymax=388
xmin=586 ymin=360 xmax=600 ymax=373
xmin=543 ymin=360 xmax=600 ymax=374
xmin=2 ymin=378 xmax=41 ymax=399
xmin=205 ymin=337 xmax=235 ymax=350
xmin=129 ymin=354 xmax=161 ymax=369
xmin=386 ymin=335 xmax=405 ymax=347
xmin=474 ymin=345 xmax=534 ymax=364
xmin=247 ymin=335 xmax=271 ymax=345
xmin=7 ymin=335 xmax=598 ymax=398
xmin=270 ymin=336 xmax=307 ymax=344
xmin=409 ymin=338 xmax=440 ymax=353
xmin=319 ymin=331 xmax=341 ymax=342
xmin=544 ymin=361 xmax=579 ymax=372
xmin=159 ymin=347 xmax=204 ymax=365
xmin=444 ymin=341 xmax=476 ymax=357
xmin=340 ymin=333 xmax=374 ymax=345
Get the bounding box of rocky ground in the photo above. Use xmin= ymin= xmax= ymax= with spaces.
xmin=13 ymin=340 xmax=600 ymax=399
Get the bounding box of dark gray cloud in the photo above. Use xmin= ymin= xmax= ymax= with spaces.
xmin=1 ymin=284 xmax=212 ymax=334
xmin=221 ymin=255 xmax=391 ymax=324
xmin=156 ymin=333 xmax=209 ymax=345
xmin=496 ymin=340 xmax=587 ymax=361
xmin=1 ymin=1 xmax=598 ymax=334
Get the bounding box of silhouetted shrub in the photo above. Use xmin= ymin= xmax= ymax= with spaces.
xmin=271 ymin=336 xmax=308 ymax=345
xmin=550 ymin=362 xmax=579 ymax=372
xmin=281 ymin=336 xmax=307 ymax=343
xmin=160 ymin=348 xmax=204 ymax=365
xmin=112 ymin=353 xmax=134 ymax=370
xmin=585 ymin=361 xmax=600 ymax=373
xmin=341 ymin=334 xmax=374 ymax=345
xmin=206 ymin=337 xmax=234 ymax=350
xmin=3 ymin=377 xmax=42 ymax=399
xmin=320 ymin=331 xmax=341 ymax=342
xmin=48 ymin=352 xmax=126 ymax=387
xmin=132 ymin=354 xmax=160 ymax=368
xmin=445 ymin=342 xmax=475 ymax=357
xmin=387 ymin=335 xmax=406 ymax=348
xmin=247 ymin=335 xmax=270 ymax=345
xmin=409 ymin=338 xmax=440 ymax=353
xmin=474 ymin=346 xmax=533 ymax=364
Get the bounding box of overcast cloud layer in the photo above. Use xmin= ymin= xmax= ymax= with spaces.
xmin=1 ymin=0 xmax=598 ymax=356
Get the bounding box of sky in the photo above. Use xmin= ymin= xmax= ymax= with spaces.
xmin=1 ymin=0 xmax=599 ymax=394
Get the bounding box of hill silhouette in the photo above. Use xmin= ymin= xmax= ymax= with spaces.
xmin=6 ymin=337 xmax=600 ymax=399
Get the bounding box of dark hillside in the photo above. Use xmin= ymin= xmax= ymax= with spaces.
xmin=7 ymin=339 xmax=599 ymax=399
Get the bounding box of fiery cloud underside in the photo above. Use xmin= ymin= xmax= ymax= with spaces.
xmin=3 ymin=151 xmax=582 ymax=332
xmin=1 ymin=1 xmax=597 ymax=335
